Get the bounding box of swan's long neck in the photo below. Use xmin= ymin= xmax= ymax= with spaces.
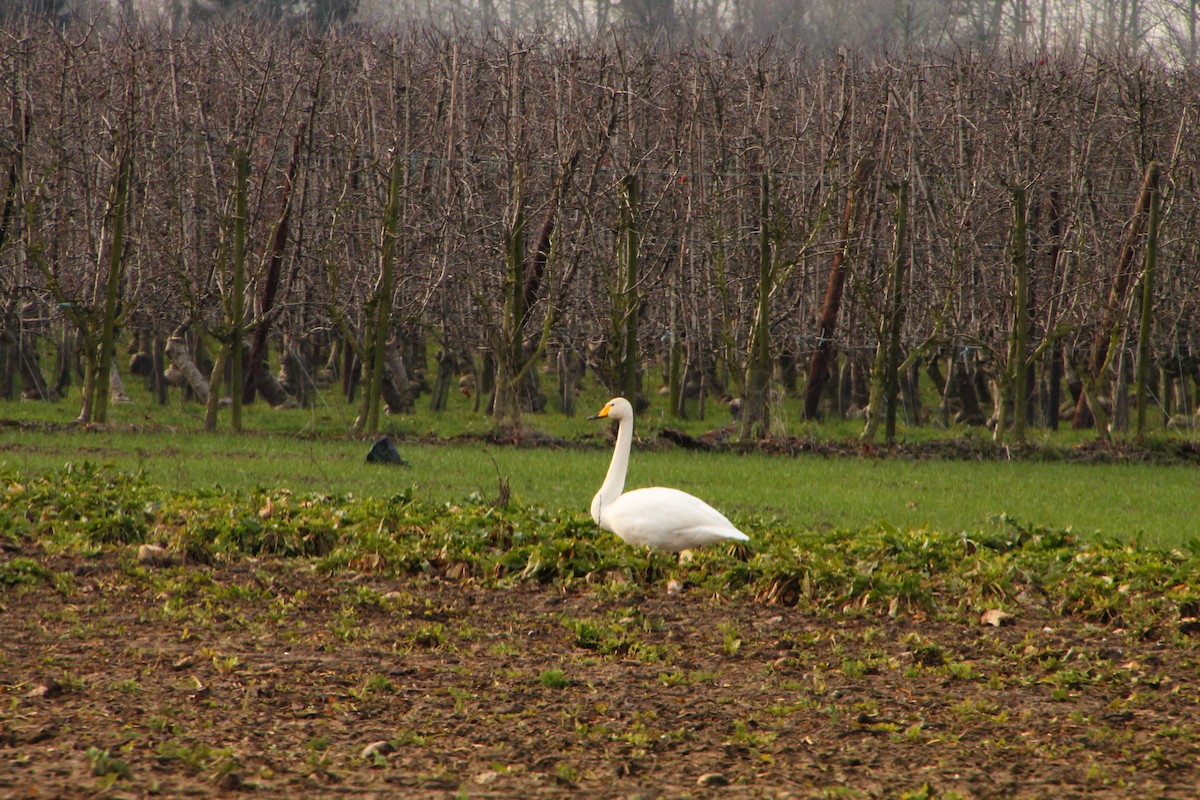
xmin=592 ymin=413 xmax=632 ymax=524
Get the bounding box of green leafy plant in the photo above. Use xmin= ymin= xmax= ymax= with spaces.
xmin=86 ymin=747 xmax=132 ymax=786
xmin=539 ymin=669 xmax=570 ymax=689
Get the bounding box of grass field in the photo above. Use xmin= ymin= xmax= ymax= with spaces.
xmin=2 ymin=389 xmax=1199 ymax=548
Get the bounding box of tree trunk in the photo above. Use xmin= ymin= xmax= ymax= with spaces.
xmin=342 ymin=336 xmax=357 ymax=403
xmin=997 ymin=183 xmax=1030 ymax=443
xmin=1043 ymin=345 xmax=1059 ymax=430
xmin=804 ymin=157 xmax=874 ymax=419
xmin=87 ymin=148 xmax=132 ymax=424
xmin=18 ymin=328 xmax=51 ymax=401
xmin=0 ymin=305 xmax=15 ymax=400
xmin=429 ymin=348 xmax=455 ymax=412
xmin=382 ymin=341 xmax=415 ymax=414
xmin=618 ymin=173 xmax=641 ymax=402
xmin=229 ymin=148 xmax=247 ymax=432
xmin=253 ymin=359 xmax=291 ymax=407
xmin=862 ymin=181 xmax=909 ymax=443
xmin=1134 ymin=167 xmax=1161 ymax=440
xmin=492 ymin=164 xmax=529 ymax=427
xmin=1074 ymin=162 xmax=1160 ymax=435
xmin=166 ymin=333 xmax=210 ymax=403
xmin=557 ymin=345 xmax=576 ymax=418
xmin=150 ymin=333 xmax=167 ymax=405
xmin=279 ymin=334 xmax=315 ymax=408
xmin=109 ymin=363 xmax=131 ymax=404
xmin=742 ymin=172 xmax=773 ymax=439
xmin=667 ymin=259 xmax=685 ymax=419
xmin=901 ymin=360 xmax=921 ymax=427
xmin=203 ymin=347 xmax=227 ymax=431
xmin=244 ymin=123 xmax=304 ymax=406
xmin=356 ymin=155 xmax=403 ymax=435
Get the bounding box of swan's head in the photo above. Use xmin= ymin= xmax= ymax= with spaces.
xmin=589 ymin=397 xmax=633 ymax=422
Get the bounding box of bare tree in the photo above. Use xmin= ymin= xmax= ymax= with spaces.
xmin=5 ymin=18 xmax=1200 ymax=443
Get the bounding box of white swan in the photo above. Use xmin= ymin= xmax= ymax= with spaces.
xmin=589 ymin=397 xmax=750 ymax=552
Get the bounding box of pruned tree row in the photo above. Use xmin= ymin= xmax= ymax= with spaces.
xmin=0 ymin=19 xmax=1197 ymax=440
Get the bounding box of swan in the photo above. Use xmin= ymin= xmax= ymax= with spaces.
xmin=589 ymin=397 xmax=750 ymax=552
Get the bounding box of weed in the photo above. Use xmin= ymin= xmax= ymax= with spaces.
xmin=898 ymin=785 xmax=966 ymax=800
xmin=488 ymin=642 xmax=521 ymax=658
xmin=718 ymin=622 xmax=743 ymax=657
xmin=110 ymin=678 xmax=142 ymax=694
xmin=365 ymin=673 xmax=395 ymax=693
xmin=539 ymin=669 xmax=570 ymax=689
xmin=853 ymin=699 xmax=881 ymax=717
xmin=563 ymin=616 xmax=610 ymax=651
xmin=147 ymin=715 xmax=179 ymax=735
xmin=411 ymin=622 xmax=448 ymax=649
xmin=553 ymin=762 xmax=579 ymax=786
xmin=1046 ymin=667 xmax=1094 ymax=690
xmin=0 ymin=558 xmax=69 ymax=592
xmin=49 ymin=672 xmax=86 ymax=693
xmin=390 ymin=729 xmax=427 ymax=747
xmin=658 ymin=669 xmax=717 ymax=687
xmin=951 ymin=697 xmax=1005 ymax=721
xmin=945 ymin=661 xmax=977 ymax=681
xmin=841 ymin=658 xmax=870 ymax=679
xmin=305 ymin=749 xmax=333 ymax=777
xmin=618 ymin=720 xmax=654 ymax=748
xmin=729 ymin=719 xmax=777 ymax=749
xmin=1084 ymin=762 xmax=1112 ymax=783
xmin=560 ymin=613 xmax=669 ymax=663
xmin=156 ymin=740 xmax=236 ymax=775
xmin=211 ymin=655 xmax=240 ymax=675
xmin=1141 ymin=746 xmax=1177 ymax=769
xmin=894 ymin=722 xmax=926 ymax=743
xmin=332 ymin=605 xmax=366 ymax=643
xmin=349 ymin=673 xmax=396 ymax=700
xmin=447 ymin=686 xmax=473 ymax=713
xmin=1155 ymin=725 xmax=1196 ymax=741
xmin=903 ymin=633 xmax=946 ymax=667
xmin=86 ymin=747 xmax=131 ymax=787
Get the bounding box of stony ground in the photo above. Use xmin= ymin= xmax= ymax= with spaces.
xmin=3 ymin=547 xmax=1200 ymax=799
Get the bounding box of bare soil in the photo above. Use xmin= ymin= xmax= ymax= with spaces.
xmin=3 ymin=549 xmax=1199 ymax=799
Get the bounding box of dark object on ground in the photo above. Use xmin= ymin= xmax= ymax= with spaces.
xmin=658 ymin=428 xmax=713 ymax=451
xmin=366 ymin=436 xmax=408 ymax=465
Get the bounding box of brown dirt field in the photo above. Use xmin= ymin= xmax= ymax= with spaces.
xmin=2 ymin=550 xmax=1199 ymax=799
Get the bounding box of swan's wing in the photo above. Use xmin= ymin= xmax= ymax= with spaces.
xmin=600 ymin=487 xmax=748 ymax=551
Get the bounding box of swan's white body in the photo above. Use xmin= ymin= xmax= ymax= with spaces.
xmin=589 ymin=397 xmax=749 ymax=552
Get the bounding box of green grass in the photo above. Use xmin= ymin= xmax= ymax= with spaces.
xmin=3 ymin=421 xmax=1198 ymax=547
xmin=5 ymin=460 xmax=1200 ymax=630
xmin=2 ymin=383 xmax=1199 ymax=548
